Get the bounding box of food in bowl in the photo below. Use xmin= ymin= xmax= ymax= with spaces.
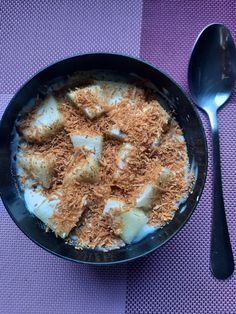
xmin=14 ymin=71 xmax=192 ymax=251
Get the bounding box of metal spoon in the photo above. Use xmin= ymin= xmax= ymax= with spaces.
xmin=188 ymin=24 xmax=236 ymax=279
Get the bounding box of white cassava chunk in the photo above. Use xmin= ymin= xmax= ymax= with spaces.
xmin=135 ymin=167 xmax=175 ymax=210
xmin=103 ymin=199 xmax=148 ymax=244
xmin=119 ymin=208 xmax=148 ymax=244
xmin=103 ymin=198 xmax=125 ymax=214
xmin=150 ymin=102 xmax=170 ymax=150
xmin=106 ymin=127 xmax=127 ymax=141
xmin=70 ymin=133 xmax=103 ymax=159
xmin=24 ymin=189 xmax=67 ymax=238
xmin=66 ymin=133 xmax=103 ymax=184
xmin=135 ymin=184 xmax=157 ymax=209
xmin=101 ymin=81 xmax=129 ymax=106
xmin=115 ymin=143 xmax=133 ymax=177
xmin=157 ymin=167 xmax=175 ymax=188
xmin=18 ymin=153 xmax=56 ymax=189
xmin=22 ymin=96 xmax=64 ymax=143
xmin=132 ymin=224 xmax=156 ymax=243
xmin=151 ymin=135 xmax=161 ymax=150
xmin=151 ymin=129 xmax=168 ymax=151
xmin=67 ymin=81 xmax=130 ymax=119
xmin=67 ymin=85 xmax=105 ymax=119
xmin=64 ymin=154 xmax=100 ymax=184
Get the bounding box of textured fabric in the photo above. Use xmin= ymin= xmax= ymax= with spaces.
xmin=0 ymin=1 xmax=143 ymax=313
xmin=0 ymin=0 xmax=143 ymax=93
xmin=126 ymin=1 xmax=236 ymax=313
xmin=1 ymin=1 xmax=236 ymax=313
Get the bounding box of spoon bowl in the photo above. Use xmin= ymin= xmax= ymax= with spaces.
xmin=188 ymin=24 xmax=236 ymax=279
xmin=188 ymin=23 xmax=236 ymax=112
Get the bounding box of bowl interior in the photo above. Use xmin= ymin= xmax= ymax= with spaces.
xmin=0 ymin=54 xmax=207 ymax=264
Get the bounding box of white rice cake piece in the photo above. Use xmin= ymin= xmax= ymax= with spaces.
xmin=24 ymin=189 xmax=67 ymax=238
xmin=70 ymin=133 xmax=103 ymax=159
xmin=18 ymin=152 xmax=56 ymax=189
xmin=22 ymin=96 xmax=64 ymax=143
xmin=118 ymin=208 xmax=148 ymax=244
xmin=106 ymin=127 xmax=127 ymax=142
xmin=103 ymin=198 xmax=125 ymax=214
xmin=115 ymin=143 xmax=133 ymax=177
xmin=67 ymin=85 xmax=105 ymax=119
xmin=64 ymin=154 xmax=100 ymax=184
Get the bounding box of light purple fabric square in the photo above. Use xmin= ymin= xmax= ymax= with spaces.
xmin=0 ymin=1 xmax=142 ymax=313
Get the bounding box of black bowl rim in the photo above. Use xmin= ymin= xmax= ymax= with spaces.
xmin=0 ymin=52 xmax=208 ymax=265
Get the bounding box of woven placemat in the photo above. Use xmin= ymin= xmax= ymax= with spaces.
xmin=125 ymin=1 xmax=236 ymax=313
xmin=0 ymin=1 xmax=142 ymax=313
xmin=1 ymin=1 xmax=236 ymax=313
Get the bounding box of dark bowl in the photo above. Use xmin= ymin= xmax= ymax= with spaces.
xmin=0 ymin=53 xmax=207 ymax=265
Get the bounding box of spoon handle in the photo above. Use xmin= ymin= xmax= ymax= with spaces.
xmin=208 ymin=110 xmax=234 ymax=279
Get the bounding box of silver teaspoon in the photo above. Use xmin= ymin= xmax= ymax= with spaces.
xmin=188 ymin=24 xmax=236 ymax=279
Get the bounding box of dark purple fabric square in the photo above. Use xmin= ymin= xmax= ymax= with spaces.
xmin=125 ymin=1 xmax=236 ymax=313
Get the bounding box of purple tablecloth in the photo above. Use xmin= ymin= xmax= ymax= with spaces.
xmin=0 ymin=1 xmax=236 ymax=313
